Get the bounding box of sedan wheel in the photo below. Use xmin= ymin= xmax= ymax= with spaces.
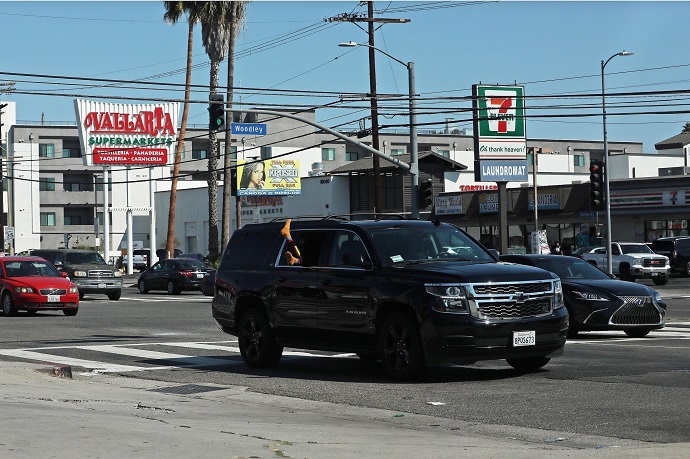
xmin=685 ymin=262 xmax=690 ymax=277
xmin=167 ymin=280 xmax=180 ymax=295
xmin=63 ymin=308 xmax=78 ymax=316
xmin=138 ymin=279 xmax=149 ymax=294
xmin=2 ymin=294 xmax=17 ymax=317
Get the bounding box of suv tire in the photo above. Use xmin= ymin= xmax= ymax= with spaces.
xmin=506 ymin=356 xmax=550 ymax=373
xmin=238 ymin=308 xmax=283 ymax=368
xmin=685 ymin=261 xmax=690 ymax=277
xmin=653 ymin=275 xmax=669 ymax=286
xmin=619 ymin=263 xmax=635 ymax=282
xmin=624 ymin=328 xmax=651 ymax=338
xmin=378 ymin=313 xmax=425 ymax=381
xmin=108 ymin=291 xmax=121 ymax=301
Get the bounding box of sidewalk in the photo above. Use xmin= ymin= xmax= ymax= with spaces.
xmin=1 ymin=361 xmax=687 ymax=459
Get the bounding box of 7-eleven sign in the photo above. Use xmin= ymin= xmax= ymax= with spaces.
xmin=476 ymin=85 xmax=525 ymax=138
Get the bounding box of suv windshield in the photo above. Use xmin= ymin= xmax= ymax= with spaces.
xmin=366 ymin=224 xmax=495 ymax=266
xmin=620 ymin=244 xmax=654 ymax=254
xmin=65 ymin=252 xmax=107 ymax=265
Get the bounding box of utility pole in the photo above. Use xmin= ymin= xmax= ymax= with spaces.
xmin=327 ymin=4 xmax=409 ymax=215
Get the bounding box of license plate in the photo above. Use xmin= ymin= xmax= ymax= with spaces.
xmin=98 ymin=283 xmax=106 ymax=289
xmin=196 ymin=274 xmax=204 ymax=279
xmin=47 ymin=295 xmax=60 ymax=303
xmin=513 ymin=331 xmax=536 ymax=347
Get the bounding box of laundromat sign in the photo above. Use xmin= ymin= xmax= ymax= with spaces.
xmin=75 ymin=99 xmax=180 ymax=166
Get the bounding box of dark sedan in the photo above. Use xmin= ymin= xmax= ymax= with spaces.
xmin=137 ymin=258 xmax=211 ymax=295
xmin=500 ymin=254 xmax=666 ymax=338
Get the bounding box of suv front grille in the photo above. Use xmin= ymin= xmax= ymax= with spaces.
xmin=610 ymin=296 xmax=662 ymax=325
xmin=88 ymin=270 xmax=114 ymax=277
xmin=643 ymin=259 xmax=666 ymax=268
xmin=467 ymin=280 xmax=555 ymax=320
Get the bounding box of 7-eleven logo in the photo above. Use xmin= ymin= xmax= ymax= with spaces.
xmin=485 ymin=90 xmax=517 ymax=133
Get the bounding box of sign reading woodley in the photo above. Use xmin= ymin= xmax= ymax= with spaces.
xmin=472 ymin=85 xmax=528 ymax=182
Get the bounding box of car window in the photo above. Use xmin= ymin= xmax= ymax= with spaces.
xmin=277 ymin=230 xmax=330 ymax=267
xmin=530 ymin=257 xmax=610 ymax=280
xmin=327 ymin=231 xmax=370 ymax=268
xmin=177 ymin=260 xmax=206 ymax=269
xmin=151 ymin=262 xmax=162 ymax=272
xmin=4 ymin=260 xmax=61 ymax=277
xmin=651 ymin=241 xmax=674 ymax=252
xmin=620 ymin=244 xmax=652 ymax=254
xmin=367 ymin=224 xmax=491 ymax=266
xmin=65 ymin=251 xmax=107 ymax=264
xmin=677 ymin=239 xmax=690 ymax=251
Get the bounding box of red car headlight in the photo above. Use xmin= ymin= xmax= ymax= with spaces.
xmin=14 ymin=286 xmax=36 ymax=294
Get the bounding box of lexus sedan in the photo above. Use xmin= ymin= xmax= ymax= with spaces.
xmin=137 ymin=258 xmax=211 ymax=294
xmin=500 ymin=254 xmax=666 ymax=338
xmin=1 ymin=256 xmax=80 ymax=316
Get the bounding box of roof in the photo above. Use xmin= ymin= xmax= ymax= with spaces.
xmin=654 ymin=132 xmax=690 ymax=150
xmin=329 ymin=150 xmax=467 ymax=174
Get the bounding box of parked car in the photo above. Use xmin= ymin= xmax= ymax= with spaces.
xmin=202 ymin=269 xmax=216 ymax=296
xmin=137 ymin=258 xmax=212 ymax=294
xmin=570 ymin=246 xmax=601 ymax=259
xmin=650 ymin=236 xmax=690 ymax=276
xmin=212 ymin=217 xmax=569 ymax=380
xmin=500 ymin=254 xmax=666 ymax=338
xmin=122 ymin=248 xmax=151 ymax=271
xmin=28 ymin=249 xmax=123 ymax=300
xmin=178 ymin=252 xmax=208 ymax=263
xmin=1 ymin=256 xmax=80 ymax=316
xmin=156 ymin=248 xmax=183 ymax=260
xmin=581 ymin=242 xmax=670 ymax=284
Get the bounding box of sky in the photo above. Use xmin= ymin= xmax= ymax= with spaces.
xmin=2 ymin=1 xmax=690 ymax=153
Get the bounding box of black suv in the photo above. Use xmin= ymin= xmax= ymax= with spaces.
xmin=651 ymin=236 xmax=690 ymax=276
xmin=212 ymin=217 xmax=568 ymax=380
xmin=29 ymin=249 xmax=123 ymax=300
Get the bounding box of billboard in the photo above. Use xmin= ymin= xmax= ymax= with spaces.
xmin=473 ymin=85 xmax=528 ymax=182
xmin=237 ymin=159 xmax=301 ymax=197
xmin=74 ymin=99 xmax=180 ymax=166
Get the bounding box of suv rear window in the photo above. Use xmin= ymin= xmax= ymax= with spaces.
xmin=651 ymin=241 xmax=674 ymax=252
xmin=220 ymin=228 xmax=277 ymax=268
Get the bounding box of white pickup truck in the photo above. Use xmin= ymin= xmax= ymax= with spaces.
xmin=582 ymin=242 xmax=670 ymax=285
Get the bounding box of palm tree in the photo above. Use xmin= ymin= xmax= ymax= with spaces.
xmin=198 ymin=1 xmax=233 ymax=263
xmin=162 ymin=1 xmax=202 ymax=260
xmin=222 ymin=1 xmax=246 ymax=250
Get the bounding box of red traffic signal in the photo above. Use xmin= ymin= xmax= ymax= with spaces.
xmin=589 ymin=160 xmax=605 ymax=211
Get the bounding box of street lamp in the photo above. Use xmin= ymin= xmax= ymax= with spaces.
xmin=601 ymin=50 xmax=634 ymax=274
xmin=338 ymin=41 xmax=419 ymax=218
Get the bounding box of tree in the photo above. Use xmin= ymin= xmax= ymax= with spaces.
xmin=163 ymin=1 xmax=202 ymax=260
xmin=198 ymin=2 xmax=234 ymax=263
xmin=682 ymin=122 xmax=690 ymax=133
xmin=222 ymin=1 xmax=246 ymax=250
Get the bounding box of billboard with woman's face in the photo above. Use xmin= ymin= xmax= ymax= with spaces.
xmin=237 ymin=159 xmax=301 ymax=196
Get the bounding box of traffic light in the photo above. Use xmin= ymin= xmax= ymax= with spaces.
xmin=208 ymin=94 xmax=225 ymax=132
xmin=589 ymin=160 xmax=605 ymax=211
xmin=419 ymin=179 xmax=433 ymax=210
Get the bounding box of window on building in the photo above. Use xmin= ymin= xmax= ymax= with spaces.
xmin=39 ymin=177 xmax=56 ymax=191
xmin=391 ymin=149 xmax=405 ymax=156
xmin=527 ymin=153 xmax=534 ymax=166
xmin=64 ymin=215 xmax=82 ymax=225
xmin=229 ymin=145 xmax=238 ymax=160
xmin=573 ymin=154 xmax=585 ymax=167
xmin=40 ymin=212 xmax=56 ymax=226
xmin=261 ymin=146 xmax=272 ymax=159
xmin=322 ymin=148 xmax=336 ymax=161
xmin=39 ymin=143 xmax=55 ymax=158
xmin=62 ymin=148 xmax=81 ymax=158
xmin=437 ymin=149 xmax=450 ymax=158
xmin=192 ymin=149 xmax=208 ymax=160
xmin=346 ymin=151 xmax=359 ymax=161
xmin=64 ymin=181 xmax=88 ymax=192
xmin=95 ymin=177 xmax=112 ymax=192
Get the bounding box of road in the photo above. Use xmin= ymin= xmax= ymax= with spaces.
xmin=1 ymin=278 xmax=689 ymax=446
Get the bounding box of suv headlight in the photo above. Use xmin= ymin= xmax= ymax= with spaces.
xmin=553 ymin=280 xmax=565 ymax=309
xmin=426 ymin=284 xmax=469 ymax=313
xmin=73 ymin=270 xmax=87 ymax=277
xmin=113 ymin=271 xmax=122 ymax=277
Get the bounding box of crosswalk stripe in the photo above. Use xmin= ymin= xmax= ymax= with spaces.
xmin=0 ymin=349 xmax=147 ymax=373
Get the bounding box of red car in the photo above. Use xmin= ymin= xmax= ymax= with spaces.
xmin=1 ymin=256 xmax=80 ymax=316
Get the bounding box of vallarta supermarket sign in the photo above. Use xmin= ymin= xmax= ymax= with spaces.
xmin=75 ymin=99 xmax=180 ymax=166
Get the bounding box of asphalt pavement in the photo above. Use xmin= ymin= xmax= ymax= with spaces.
xmin=1 ymin=360 xmax=688 ymax=459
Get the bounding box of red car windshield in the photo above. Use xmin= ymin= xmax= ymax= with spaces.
xmin=4 ymin=260 xmax=62 ymax=277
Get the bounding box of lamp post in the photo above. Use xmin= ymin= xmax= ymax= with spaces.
xmin=338 ymin=41 xmax=419 ymax=218
xmin=601 ymin=50 xmax=634 ymax=274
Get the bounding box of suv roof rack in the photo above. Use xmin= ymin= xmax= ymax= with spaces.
xmin=269 ymin=213 xmax=409 ymax=223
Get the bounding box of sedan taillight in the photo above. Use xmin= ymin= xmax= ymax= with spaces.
xmin=178 ymin=271 xmax=193 ymax=277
